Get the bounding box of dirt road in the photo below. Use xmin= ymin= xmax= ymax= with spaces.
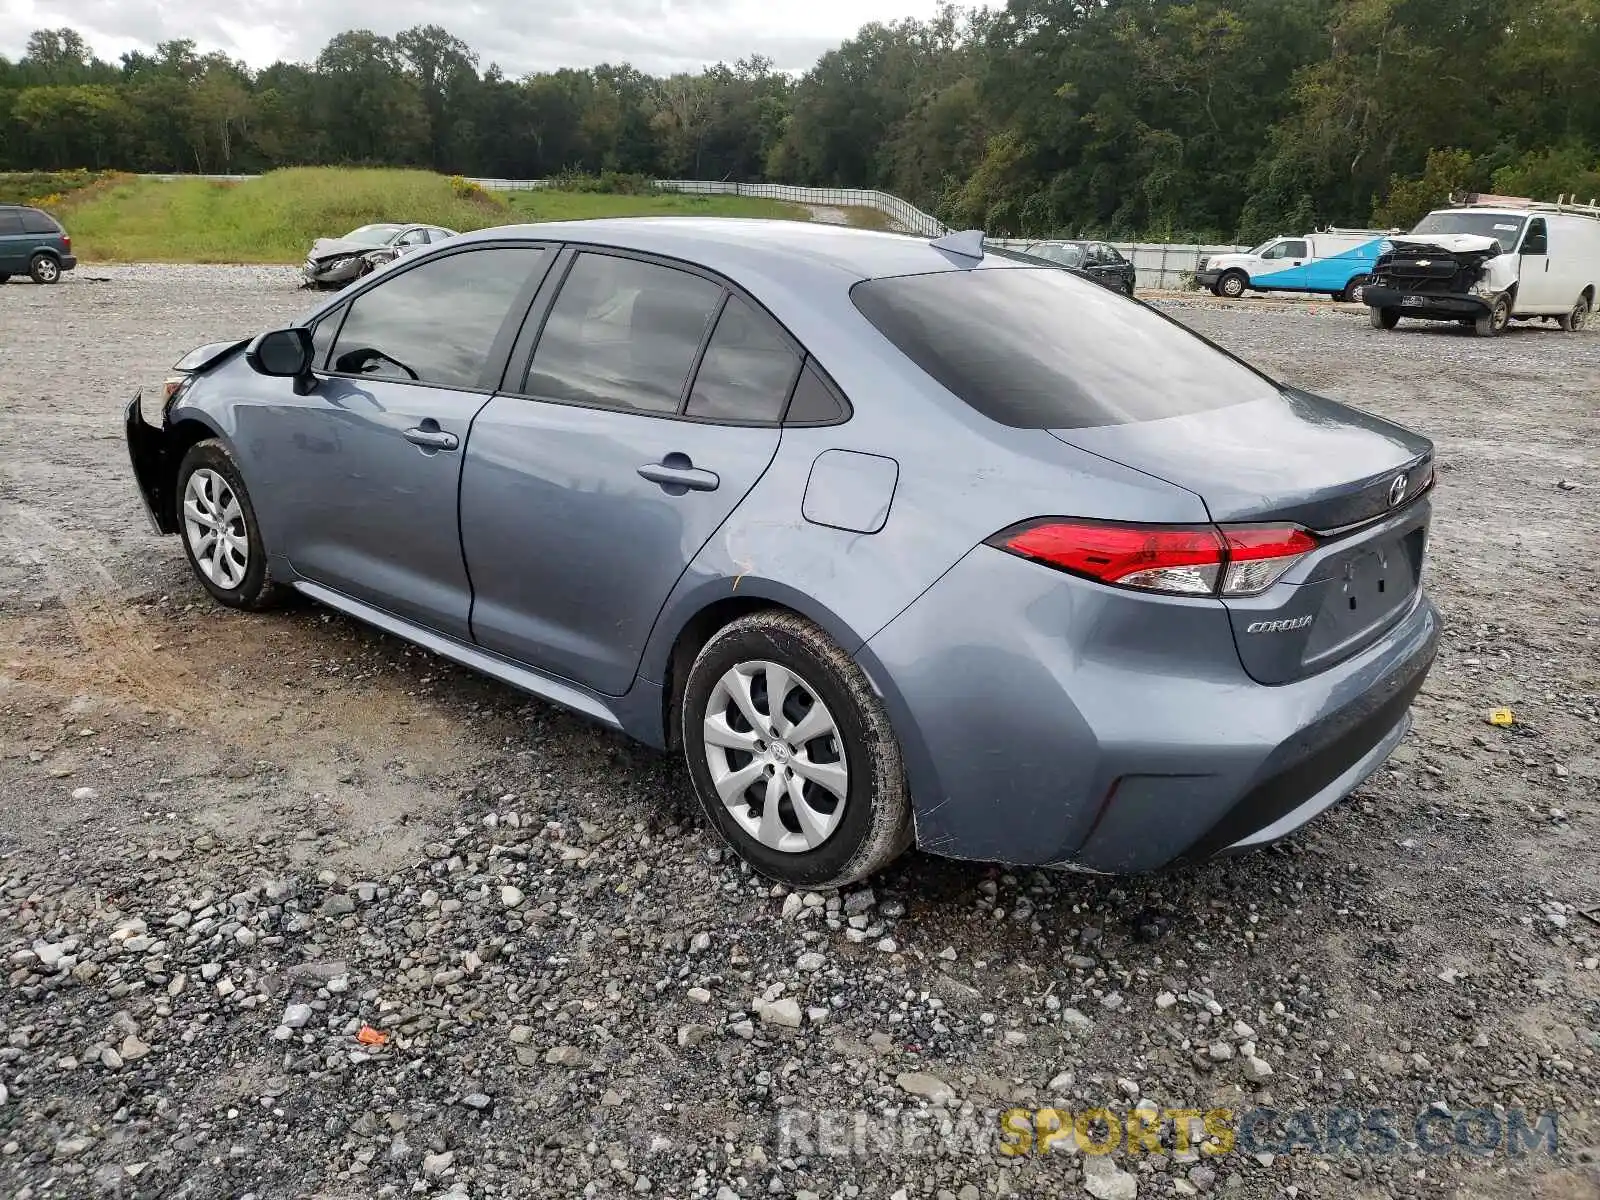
xmin=0 ymin=268 xmax=1596 ymax=1199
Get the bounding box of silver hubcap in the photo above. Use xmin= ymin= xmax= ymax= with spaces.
xmin=1223 ymin=276 xmax=1243 ymax=296
xmin=183 ymin=469 xmax=249 ymax=589
xmin=703 ymin=660 xmax=848 ymax=854
xmin=37 ymin=260 xmax=57 ymax=281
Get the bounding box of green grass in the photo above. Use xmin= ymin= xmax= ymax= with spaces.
xmin=52 ymin=167 xmax=812 ymax=262
xmin=503 ymin=189 xmax=805 ymax=223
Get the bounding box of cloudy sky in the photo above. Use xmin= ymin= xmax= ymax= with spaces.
xmin=0 ymin=0 xmax=959 ymax=76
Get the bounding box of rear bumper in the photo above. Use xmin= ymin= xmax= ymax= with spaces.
xmin=59 ymin=253 xmax=78 ymax=271
xmin=1365 ymin=285 xmax=1488 ymax=320
xmin=860 ymin=546 xmax=1440 ymax=872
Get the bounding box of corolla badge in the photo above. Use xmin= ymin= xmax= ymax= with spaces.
xmin=1246 ymin=615 xmax=1314 ymax=633
xmin=1388 ymin=473 xmax=1409 ymax=507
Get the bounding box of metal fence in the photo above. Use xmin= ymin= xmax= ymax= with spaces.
xmin=466 ymin=177 xmax=949 ymax=237
xmin=133 ymin=174 xmax=1247 ymax=288
xmin=993 ymin=238 xmax=1248 ymax=291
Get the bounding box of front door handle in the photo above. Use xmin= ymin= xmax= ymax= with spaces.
xmin=638 ymin=452 xmax=719 ymax=494
xmin=404 ymin=422 xmax=458 ymax=452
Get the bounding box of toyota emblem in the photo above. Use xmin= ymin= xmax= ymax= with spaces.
xmin=1388 ymin=473 xmax=1409 ymax=506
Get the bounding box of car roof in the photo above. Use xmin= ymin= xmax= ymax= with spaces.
xmin=449 ymin=218 xmax=1021 ymax=285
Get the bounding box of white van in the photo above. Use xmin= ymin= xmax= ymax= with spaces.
xmin=1364 ymin=197 xmax=1600 ymax=336
xmin=1196 ymin=229 xmax=1390 ymax=301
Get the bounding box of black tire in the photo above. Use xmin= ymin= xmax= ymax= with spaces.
xmin=1558 ymin=295 xmax=1590 ymax=332
xmin=1474 ymin=294 xmax=1511 ymax=337
xmin=1369 ymin=306 xmax=1400 ymax=329
xmin=681 ymin=610 xmax=912 ymax=888
xmin=1217 ymin=270 xmax=1248 ymax=299
xmin=29 ymin=254 xmax=61 ymax=284
xmin=1340 ymin=274 xmax=1369 ymax=304
xmin=0 ymin=273 xmax=10 ymax=284
xmin=174 ymin=439 xmax=289 ymax=610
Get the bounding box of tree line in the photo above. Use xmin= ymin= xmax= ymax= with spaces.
xmin=4 ymin=1 xmax=1600 ymax=241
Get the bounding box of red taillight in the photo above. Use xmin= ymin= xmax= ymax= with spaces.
xmin=989 ymin=519 xmax=1317 ymax=597
xmin=62 ymin=233 xmax=71 ymax=250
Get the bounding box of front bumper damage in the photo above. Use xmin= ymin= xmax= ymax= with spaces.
xmin=125 ymin=392 xmax=179 ymax=535
xmin=1366 ymin=240 xmax=1503 ymax=320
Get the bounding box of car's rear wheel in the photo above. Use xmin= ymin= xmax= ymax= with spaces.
xmin=1218 ymin=270 xmax=1248 ymax=299
xmin=1369 ymin=306 xmax=1400 ymax=329
xmin=175 ymin=440 xmax=288 ymax=610
xmin=1340 ymin=275 xmax=1369 ymax=304
xmin=0 ymin=273 xmax=10 ymax=284
xmin=1558 ymin=295 xmax=1590 ymax=332
xmin=29 ymin=254 xmax=60 ymax=284
xmin=682 ymin=611 xmax=911 ymax=888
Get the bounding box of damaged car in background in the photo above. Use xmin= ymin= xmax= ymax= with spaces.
xmin=301 ymin=223 xmax=458 ymax=287
xmin=1365 ymin=195 xmax=1600 ymax=336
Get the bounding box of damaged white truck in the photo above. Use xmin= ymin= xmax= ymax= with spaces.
xmin=1364 ymin=195 xmax=1600 ymax=336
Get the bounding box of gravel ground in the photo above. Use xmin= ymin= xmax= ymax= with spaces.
xmin=1 ymin=266 xmax=1597 ymax=1200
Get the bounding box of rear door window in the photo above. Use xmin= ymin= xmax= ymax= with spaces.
xmin=851 ymin=266 xmax=1274 ymax=429
xmin=524 ymin=253 xmax=723 ymax=415
xmin=328 ymin=246 xmax=547 ymax=388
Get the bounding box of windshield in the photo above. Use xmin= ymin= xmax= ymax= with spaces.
xmin=1248 ymin=240 xmax=1277 ymax=256
xmin=343 ymin=224 xmax=403 ymax=245
xmin=851 ymin=266 xmax=1271 ymax=429
xmin=1409 ymin=212 xmax=1526 ymax=252
xmin=1023 ymin=242 xmax=1086 ymax=268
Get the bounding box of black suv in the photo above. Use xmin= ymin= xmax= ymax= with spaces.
xmin=0 ymin=205 xmax=77 ymax=284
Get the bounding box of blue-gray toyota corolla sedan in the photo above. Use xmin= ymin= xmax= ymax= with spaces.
xmin=124 ymin=219 xmax=1440 ymax=887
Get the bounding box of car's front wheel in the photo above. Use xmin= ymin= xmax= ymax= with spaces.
xmin=1217 ymin=270 xmax=1248 ymax=299
xmin=175 ymin=439 xmax=288 ymax=610
xmin=682 ymin=611 xmax=911 ymax=888
xmin=1369 ymin=306 xmax=1400 ymax=329
xmin=1474 ymin=294 xmax=1511 ymax=337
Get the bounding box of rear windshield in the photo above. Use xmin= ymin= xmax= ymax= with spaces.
xmin=850 ymin=267 xmax=1274 ymax=428
xmin=1410 ymin=212 xmax=1526 ymax=252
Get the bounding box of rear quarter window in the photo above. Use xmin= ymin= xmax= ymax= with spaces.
xmin=19 ymin=208 xmax=61 ymax=234
xmin=850 ymin=267 xmax=1276 ymax=428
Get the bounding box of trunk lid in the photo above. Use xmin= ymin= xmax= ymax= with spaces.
xmin=1049 ymin=388 xmax=1433 ymax=683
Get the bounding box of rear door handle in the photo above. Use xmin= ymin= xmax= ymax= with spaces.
xmin=404 ymin=424 xmax=458 ymax=452
xmin=638 ymin=453 xmax=719 ymax=494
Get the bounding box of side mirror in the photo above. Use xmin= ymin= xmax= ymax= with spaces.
xmin=245 ymin=327 xmax=314 ymax=379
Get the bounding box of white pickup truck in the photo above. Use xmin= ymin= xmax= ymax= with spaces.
xmin=1196 ymin=229 xmax=1390 ymax=301
xmin=1364 ymin=197 xmax=1600 ymax=336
